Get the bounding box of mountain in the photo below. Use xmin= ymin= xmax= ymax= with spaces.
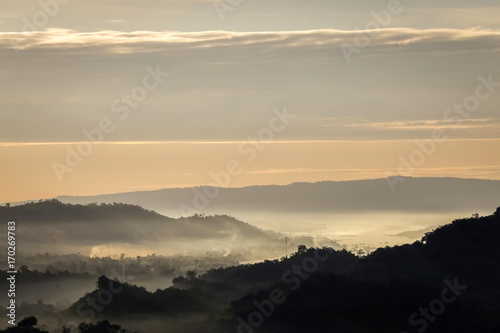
xmin=33 ymin=177 xmax=500 ymax=217
xmin=58 ymin=206 xmax=500 ymax=333
xmin=0 ymin=200 xmax=341 ymax=258
xmin=8 ymin=178 xmax=499 ymax=250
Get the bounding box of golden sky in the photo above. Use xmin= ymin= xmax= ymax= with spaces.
xmin=1 ymin=1 xmax=500 ymax=203
xmin=2 ymin=139 xmax=500 ymax=203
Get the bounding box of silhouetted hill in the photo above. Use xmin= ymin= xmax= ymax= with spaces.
xmin=220 ymin=207 xmax=500 ymax=333
xmin=61 ymin=207 xmax=500 ymax=333
xmin=0 ymin=200 xmax=166 ymax=224
xmin=0 ymin=200 xmax=341 ymax=258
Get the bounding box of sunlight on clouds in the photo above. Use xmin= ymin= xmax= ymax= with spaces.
xmin=339 ymin=118 xmax=500 ymax=130
xmin=3 ymin=28 xmax=500 ymax=53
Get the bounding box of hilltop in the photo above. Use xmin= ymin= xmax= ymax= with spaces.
xmin=0 ymin=200 xmax=341 ymax=259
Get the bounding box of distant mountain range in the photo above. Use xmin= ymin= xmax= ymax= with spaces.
xmin=30 ymin=177 xmax=500 ymax=217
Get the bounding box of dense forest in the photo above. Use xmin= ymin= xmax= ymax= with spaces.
xmin=2 ymin=207 xmax=500 ymax=332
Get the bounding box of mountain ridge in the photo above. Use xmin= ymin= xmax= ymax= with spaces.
xmin=46 ymin=177 xmax=500 ymax=217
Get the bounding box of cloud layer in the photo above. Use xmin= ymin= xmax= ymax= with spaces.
xmin=1 ymin=28 xmax=500 ymax=143
xmin=4 ymin=27 xmax=500 ymax=53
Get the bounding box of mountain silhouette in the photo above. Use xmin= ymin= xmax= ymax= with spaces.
xmin=32 ymin=177 xmax=500 ymax=217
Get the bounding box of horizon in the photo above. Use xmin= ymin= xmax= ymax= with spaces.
xmin=5 ymin=189 xmax=499 ymax=260
xmin=4 ymin=175 xmax=500 ymax=205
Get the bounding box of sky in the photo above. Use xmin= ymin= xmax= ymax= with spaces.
xmin=1 ymin=0 xmax=500 ymax=202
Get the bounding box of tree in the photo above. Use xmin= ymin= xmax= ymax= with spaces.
xmin=17 ymin=317 xmax=37 ymax=329
xmin=19 ymin=265 xmax=30 ymax=273
xmin=186 ymin=270 xmax=197 ymax=280
xmin=297 ymin=245 xmax=307 ymax=255
xmin=356 ymin=249 xmax=367 ymax=258
xmin=495 ymin=207 xmax=500 ymax=216
xmin=96 ymin=275 xmax=110 ymax=290
xmin=0 ymin=316 xmax=49 ymax=333
xmin=77 ymin=320 xmax=129 ymax=333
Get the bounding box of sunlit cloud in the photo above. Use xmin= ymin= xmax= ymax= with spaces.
xmin=247 ymin=165 xmax=500 ymax=179
xmin=247 ymin=168 xmax=393 ymax=175
xmin=336 ymin=118 xmax=500 ymax=130
xmin=2 ymin=138 xmax=500 ymax=147
xmin=3 ymin=27 xmax=500 ymax=53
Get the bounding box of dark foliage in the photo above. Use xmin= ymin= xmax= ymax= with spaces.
xmin=76 ymin=320 xmax=131 ymax=333
xmin=14 ymin=206 xmax=500 ymax=333
xmin=0 ymin=317 xmax=48 ymax=333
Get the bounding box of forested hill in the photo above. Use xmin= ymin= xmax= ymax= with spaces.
xmin=56 ymin=207 xmax=500 ymax=333
xmin=0 ymin=200 xmax=340 ymax=258
xmin=0 ymin=199 xmax=167 ymax=223
xmin=220 ymin=206 xmax=500 ymax=332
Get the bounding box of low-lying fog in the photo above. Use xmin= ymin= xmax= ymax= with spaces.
xmin=150 ymin=209 xmax=480 ymax=253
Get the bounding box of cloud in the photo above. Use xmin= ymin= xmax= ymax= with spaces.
xmin=245 ymin=164 xmax=500 ymax=180
xmin=247 ymin=167 xmax=393 ymax=175
xmin=3 ymin=27 xmax=500 ymax=54
xmin=2 ymin=27 xmax=500 ymax=143
xmin=338 ymin=118 xmax=500 ymax=130
xmin=387 ymin=165 xmax=500 ymax=179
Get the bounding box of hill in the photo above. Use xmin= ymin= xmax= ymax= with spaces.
xmin=39 ymin=177 xmax=500 ymax=218
xmin=56 ymin=206 xmax=500 ymax=333
xmin=0 ymin=200 xmax=340 ymax=259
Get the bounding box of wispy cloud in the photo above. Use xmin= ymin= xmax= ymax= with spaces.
xmin=247 ymin=168 xmax=392 ymax=175
xmin=387 ymin=165 xmax=500 ymax=179
xmin=3 ymin=27 xmax=500 ymax=53
xmin=247 ymin=165 xmax=500 ymax=179
xmin=2 ymin=138 xmax=500 ymax=147
xmin=337 ymin=118 xmax=500 ymax=130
